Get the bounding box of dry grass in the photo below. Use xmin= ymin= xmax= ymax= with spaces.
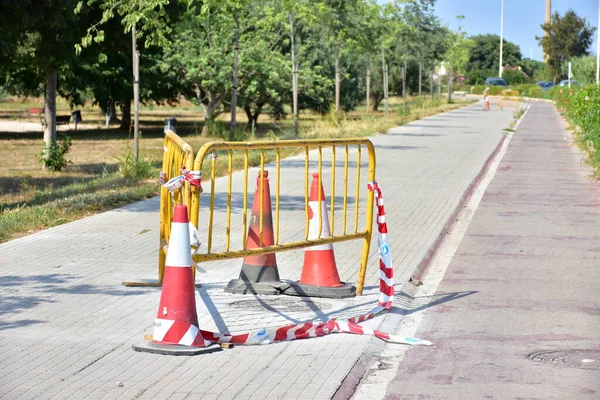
xmin=0 ymin=95 xmax=473 ymax=242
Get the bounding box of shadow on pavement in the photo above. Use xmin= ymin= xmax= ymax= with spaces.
xmin=0 ymin=273 xmax=153 ymax=330
xmin=390 ymin=290 xmax=478 ymax=315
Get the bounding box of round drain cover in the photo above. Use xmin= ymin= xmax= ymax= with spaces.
xmin=229 ymin=298 xmax=332 ymax=313
xmin=529 ymin=350 xmax=600 ymax=370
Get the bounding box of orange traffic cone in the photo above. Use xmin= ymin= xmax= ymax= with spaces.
xmin=283 ymin=173 xmax=355 ymax=299
xmin=133 ymin=204 xmax=219 ymax=355
xmin=483 ymin=93 xmax=490 ymax=110
xmin=225 ymin=171 xmax=286 ymax=295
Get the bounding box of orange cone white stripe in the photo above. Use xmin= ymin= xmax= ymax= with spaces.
xmin=153 ymin=205 xmax=207 ymax=347
xmin=307 ymin=199 xmax=333 ymax=250
xmin=299 ymin=173 xmax=343 ymax=288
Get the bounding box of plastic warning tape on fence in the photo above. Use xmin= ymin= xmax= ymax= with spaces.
xmin=160 ymin=167 xmax=202 ymax=193
xmin=189 ymin=182 xmax=431 ymax=347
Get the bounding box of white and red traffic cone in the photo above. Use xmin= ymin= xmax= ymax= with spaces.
xmin=133 ymin=204 xmax=219 ymax=355
xmin=283 ymin=173 xmax=355 ymax=298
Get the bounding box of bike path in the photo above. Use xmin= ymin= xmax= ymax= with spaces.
xmin=356 ymin=102 xmax=600 ymax=399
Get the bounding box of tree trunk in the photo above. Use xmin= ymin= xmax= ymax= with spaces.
xmin=132 ymin=27 xmax=140 ymax=161
xmin=244 ymin=105 xmax=252 ymax=129
xmin=231 ymin=13 xmax=240 ymax=132
xmin=430 ymin=70 xmax=434 ymax=101
xmin=447 ymin=67 xmax=453 ymax=103
xmin=43 ymin=68 xmax=57 ymax=168
xmin=403 ymin=58 xmax=407 ymax=113
xmin=201 ymin=103 xmax=212 ymax=137
xmin=244 ymin=103 xmax=263 ymax=130
xmin=198 ymin=89 xmax=225 ymax=137
xmin=366 ymin=62 xmax=371 ymax=114
xmin=384 ymin=64 xmax=389 ymax=117
xmin=418 ymin=59 xmax=422 ymax=97
xmin=120 ymin=100 xmax=131 ymax=130
xmin=335 ymin=49 xmax=341 ymax=112
xmin=290 ymin=13 xmax=299 ymax=137
xmin=109 ymin=99 xmax=119 ymax=124
xmin=381 ymin=44 xmax=387 ymax=117
xmin=372 ymin=94 xmax=383 ymax=112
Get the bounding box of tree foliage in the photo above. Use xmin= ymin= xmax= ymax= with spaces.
xmin=464 ymin=34 xmax=521 ymax=84
xmin=562 ymin=55 xmax=597 ymax=86
xmin=465 ymin=34 xmax=521 ymax=74
xmin=537 ymin=10 xmax=595 ymax=82
xmin=1 ymin=0 xmax=469 ymax=143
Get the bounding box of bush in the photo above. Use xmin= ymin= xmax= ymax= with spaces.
xmin=40 ymin=134 xmax=72 ymax=171
xmin=470 ymin=85 xmax=487 ymax=94
xmin=561 ymin=55 xmax=596 ymax=86
xmin=556 ymin=85 xmax=600 ymax=176
xmin=488 ymin=86 xmax=505 ymax=95
xmin=502 ymin=69 xmax=528 ymax=85
xmin=203 ymin=120 xmax=251 ymax=141
xmin=527 ymin=86 xmax=544 ymax=98
xmin=116 ymin=150 xmax=155 ymax=180
xmin=512 ymin=84 xmax=536 ymax=95
xmin=466 ymin=69 xmax=495 ymax=85
xmin=396 ymin=104 xmax=411 ymax=116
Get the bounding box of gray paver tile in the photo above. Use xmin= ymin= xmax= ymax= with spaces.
xmin=0 ymin=102 xmax=519 ymax=399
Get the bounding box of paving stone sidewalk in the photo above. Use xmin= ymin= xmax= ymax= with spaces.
xmin=0 ymin=102 xmax=519 ymax=400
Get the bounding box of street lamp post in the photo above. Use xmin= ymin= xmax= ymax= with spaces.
xmin=499 ymin=0 xmax=504 ymax=77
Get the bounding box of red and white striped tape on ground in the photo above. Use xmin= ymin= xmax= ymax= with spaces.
xmin=189 ymin=182 xmax=431 ymax=347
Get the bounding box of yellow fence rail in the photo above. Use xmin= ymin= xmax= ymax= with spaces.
xmin=190 ymin=139 xmax=376 ymax=296
xmin=500 ymin=89 xmax=520 ymax=111
xmin=127 ymin=134 xmax=377 ymax=295
xmin=123 ymin=130 xmax=195 ymax=287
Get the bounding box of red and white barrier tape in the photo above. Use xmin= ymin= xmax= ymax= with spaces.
xmin=160 ymin=168 xmax=204 ymax=270
xmin=160 ymin=167 xmax=202 ymax=193
xmin=194 ymin=182 xmax=431 ymax=347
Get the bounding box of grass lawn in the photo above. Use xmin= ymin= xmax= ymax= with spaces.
xmin=0 ymin=95 xmax=474 ymax=242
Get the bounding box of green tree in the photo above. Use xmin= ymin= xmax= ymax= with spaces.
xmin=320 ymin=0 xmax=365 ymax=112
xmin=236 ymin=3 xmax=291 ymax=129
xmin=518 ymin=58 xmax=544 ymax=80
xmin=465 ymin=34 xmax=521 ymax=82
xmin=562 ymin=55 xmax=597 ymax=86
xmin=63 ymin=11 xmax=180 ymax=130
xmin=502 ymin=69 xmax=527 ymax=85
xmin=537 ymin=10 xmax=595 ymax=82
xmin=444 ymin=16 xmax=473 ymax=102
xmin=0 ymin=0 xmax=94 ymax=167
xmin=162 ymin=5 xmax=234 ymax=136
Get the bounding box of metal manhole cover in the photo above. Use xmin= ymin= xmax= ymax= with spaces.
xmin=229 ymin=298 xmax=332 ymax=313
xmin=529 ymin=350 xmax=600 ymax=370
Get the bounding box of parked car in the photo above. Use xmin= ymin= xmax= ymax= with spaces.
xmin=485 ymin=77 xmax=509 ymax=88
xmin=536 ymin=81 xmax=554 ymax=91
xmin=558 ymin=79 xmax=579 ymax=87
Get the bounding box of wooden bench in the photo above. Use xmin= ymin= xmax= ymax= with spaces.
xmin=56 ymin=115 xmax=71 ymax=126
xmin=28 ymin=107 xmax=44 ymax=121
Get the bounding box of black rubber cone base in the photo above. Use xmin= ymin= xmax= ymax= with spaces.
xmin=224 ymin=279 xmax=289 ymax=295
xmin=132 ymin=340 xmax=222 ymax=356
xmin=282 ymin=281 xmax=356 ymax=299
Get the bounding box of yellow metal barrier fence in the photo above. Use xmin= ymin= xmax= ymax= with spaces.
xmin=123 ymin=130 xmax=195 ymax=287
xmin=190 ymin=139 xmax=376 ymax=296
xmin=500 ymin=89 xmax=520 ymax=111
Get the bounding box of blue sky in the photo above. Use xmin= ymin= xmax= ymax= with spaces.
xmin=434 ymin=0 xmax=599 ymax=61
